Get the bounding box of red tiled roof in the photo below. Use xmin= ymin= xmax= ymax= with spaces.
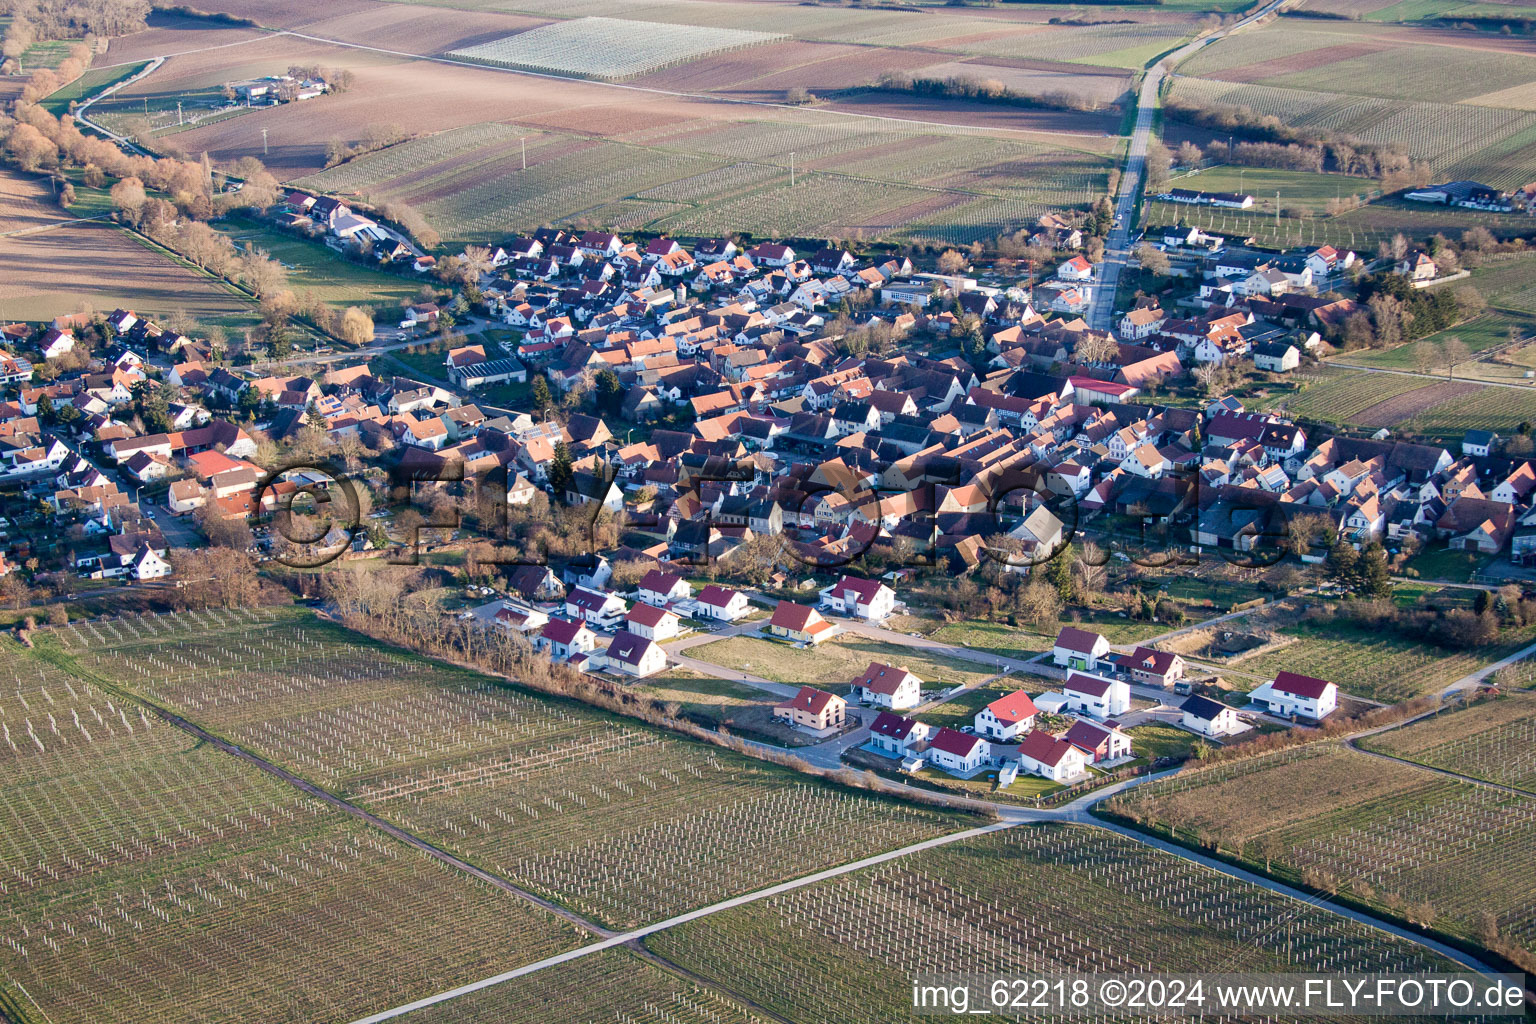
xmin=775 ymin=685 xmax=840 ymax=715
xmin=1055 ymin=626 xmax=1105 ymax=654
xmin=1018 ymin=729 xmax=1077 ymax=767
xmin=928 ymin=727 xmax=982 ymax=757
xmin=1274 ymin=670 xmax=1333 ymax=700
xmin=625 ymin=602 xmax=674 ymax=628
xmin=984 ymin=690 xmax=1038 ymax=725
xmin=854 ymin=662 xmax=917 ymax=696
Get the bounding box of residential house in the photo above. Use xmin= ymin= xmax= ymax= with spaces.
xmin=925 ymin=727 xmax=990 ymax=775
xmin=1062 ymin=719 xmax=1131 ymax=763
xmin=1124 ymin=647 xmax=1184 ymax=688
xmin=1180 ymin=694 xmax=1243 ymax=737
xmin=1052 ymin=626 xmax=1110 ymax=672
xmin=773 ymin=686 xmax=846 ymax=733
xmin=637 ymin=569 xmax=692 ymax=607
xmin=819 ymin=574 xmax=896 ymax=620
xmin=974 ymin=689 xmax=1038 ymax=742
xmin=1062 ymin=673 xmax=1131 ymax=718
xmin=695 ymin=584 xmax=750 ymax=621
xmin=1014 ymin=730 xmax=1087 ymax=782
xmin=868 ymin=711 xmax=931 ymax=757
xmin=852 ymin=662 xmax=922 ymax=710
xmin=1247 ymin=670 xmax=1337 ymax=720
xmin=536 ymin=618 xmax=597 ymax=660
xmin=624 ymin=602 xmax=680 ymax=642
xmin=603 ymin=629 xmax=667 ymax=678
xmin=767 ymin=601 xmax=836 ymax=644
xmin=564 ymin=586 xmax=628 ymax=630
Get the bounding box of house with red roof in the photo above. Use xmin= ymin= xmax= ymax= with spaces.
xmin=975 ymin=689 xmax=1038 ymax=742
xmin=637 ymin=569 xmax=691 ymax=607
xmin=1248 ymin=670 xmax=1337 ymax=721
xmin=773 ymin=686 xmax=846 ymax=733
xmin=819 ymin=574 xmax=896 ymax=620
xmin=1056 ymin=255 xmax=1093 ymax=282
xmin=603 ymin=629 xmax=666 ymax=678
xmin=925 ymin=727 xmax=990 ymax=775
xmin=767 ymin=601 xmax=836 ymax=644
xmin=1124 ymin=646 xmax=1185 ymax=689
xmin=1052 ymin=626 xmax=1110 ymax=672
xmin=1015 ymin=730 xmax=1087 ymax=782
xmin=694 ymin=584 xmax=749 ymax=622
xmin=852 ymin=662 xmax=922 ymax=710
xmin=868 ymin=711 xmax=931 ymax=757
xmin=1063 ymin=719 xmax=1131 ymax=763
xmin=624 ymin=601 xmax=680 ymax=642
xmin=535 ymin=618 xmax=597 ymax=660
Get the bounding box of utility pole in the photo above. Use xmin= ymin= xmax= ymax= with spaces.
xmin=790 ymin=151 xmax=795 ymax=188
xmin=177 ymin=101 xmax=183 ymax=127
xmin=261 ymin=127 xmax=269 ymax=157
xmin=521 ymin=137 xmax=527 ymax=171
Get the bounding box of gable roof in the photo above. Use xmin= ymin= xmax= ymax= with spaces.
xmin=1064 ymin=672 xmax=1112 ymax=697
xmin=605 ymin=629 xmax=660 ymax=667
xmin=984 ymin=689 xmax=1038 ymax=725
xmin=854 ymin=662 xmax=919 ymax=695
xmin=1055 ymin=626 xmax=1106 ymax=654
xmin=1017 ymin=729 xmax=1078 ymax=767
xmin=625 ymin=602 xmax=676 ymax=628
xmin=775 ymin=685 xmax=840 ymax=715
xmin=869 ymin=711 xmax=921 ymax=741
xmin=696 ymin=583 xmax=742 ymax=608
xmin=928 ymin=726 xmax=982 ymax=757
xmin=1180 ymin=694 xmax=1229 ymax=720
xmin=1273 ymin=670 xmax=1333 ymax=700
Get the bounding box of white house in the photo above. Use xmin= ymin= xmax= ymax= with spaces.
xmin=853 ymin=662 xmax=922 ymax=710
xmin=492 ymin=602 xmax=549 ymax=634
xmin=694 ymin=583 xmax=750 ymax=622
xmin=1062 ymin=673 xmax=1131 ymax=719
xmin=1247 ymin=671 xmax=1337 ymax=721
xmin=820 ymin=575 xmax=896 ymax=620
xmin=1014 ymin=730 xmax=1087 ymax=782
xmin=536 ymin=618 xmax=597 ymax=660
xmin=624 ymin=602 xmax=680 ymax=642
xmin=637 ymin=569 xmax=692 ymax=607
xmin=602 ymin=629 xmax=667 ymax=678
xmin=130 ymin=544 xmax=172 ymax=580
xmin=868 ymin=711 xmax=931 ymax=757
xmin=1180 ymin=694 xmax=1244 ymax=738
xmin=974 ymin=689 xmax=1038 ymax=742
xmin=1252 ymin=342 xmax=1301 ymax=373
xmin=1063 ymin=719 xmax=1132 ymax=763
xmin=925 ymin=727 xmax=990 ymax=775
xmin=1052 ymin=626 xmax=1110 ymax=672
xmin=564 ymin=586 xmax=628 ymax=630
xmin=1056 ymin=255 xmax=1093 ymax=282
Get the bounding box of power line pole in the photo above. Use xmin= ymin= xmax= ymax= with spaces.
xmin=261 ymin=127 xmax=269 ymax=157
xmin=521 ymin=137 xmax=526 ymax=171
xmin=790 ymin=151 xmax=795 ymax=188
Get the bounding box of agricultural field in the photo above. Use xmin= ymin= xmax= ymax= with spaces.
xmin=1264 ymin=370 xmax=1439 ymax=425
xmin=62 ymin=609 xmax=966 ymax=930
xmin=0 ymin=170 xmax=261 ymax=331
xmin=1468 ymin=252 xmax=1536 ymax=315
xmin=1166 ymin=165 xmax=1380 ymax=214
xmin=1397 ymin=381 xmax=1536 ymax=437
xmin=0 ymin=629 xmax=586 ymax=1024
xmin=37 ymin=60 xmax=150 ymax=117
xmin=451 ymin=18 xmax=786 ymax=80
xmin=1166 ymin=76 xmax=1536 ymax=187
xmin=685 ymin=634 xmax=995 ymax=693
xmin=295 ymin=112 xmax=1113 ymax=245
xmin=647 ymin=823 xmax=1475 ymax=1024
xmin=1362 ymin=691 xmax=1536 ymax=792
xmin=1232 ymin=616 xmax=1536 ymax=702
xmin=403 ymin=949 xmax=764 ymax=1024
xmin=1108 ymin=744 xmax=1536 ymax=958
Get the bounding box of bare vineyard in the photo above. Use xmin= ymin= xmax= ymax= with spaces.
xmin=406 ymin=948 xmax=768 ymax=1024
xmin=0 ymin=625 xmax=583 ymax=1024
xmin=60 ymin=609 xmax=961 ymax=929
xmin=449 ymin=18 xmax=786 ymax=80
xmin=1110 ymin=745 xmax=1536 ymax=955
xmin=1363 ymin=692 xmax=1536 ymax=794
xmin=650 ymin=824 xmax=1469 ymax=1023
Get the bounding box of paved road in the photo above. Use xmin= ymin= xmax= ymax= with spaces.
xmin=1085 ymin=0 xmax=1291 ymax=332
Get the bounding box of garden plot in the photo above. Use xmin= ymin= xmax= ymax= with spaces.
xmin=449 ymin=18 xmax=786 ymax=80
xmin=649 ymin=823 xmax=1471 ymax=1024
xmin=1110 ymin=744 xmax=1536 ymax=957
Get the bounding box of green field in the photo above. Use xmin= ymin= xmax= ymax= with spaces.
xmin=647 ymin=822 xmax=1474 ymax=1024
xmin=1362 ymin=691 xmax=1536 ymax=792
xmin=1400 ymin=381 xmax=1536 ymax=437
xmin=1346 ymin=311 xmax=1536 ymax=373
xmin=217 ymin=213 xmax=424 ymax=310
xmin=1109 ymin=744 xmax=1536 ymax=957
xmin=62 ymin=610 xmax=966 ymax=931
xmin=1264 ymin=370 xmax=1432 ymax=423
xmin=1233 ymin=617 xmax=1535 ymax=702
xmin=1169 ymin=165 xmax=1377 ymax=213
xmin=38 ymin=60 xmax=150 ymax=116
xmin=908 ymin=675 xmax=1045 ymax=732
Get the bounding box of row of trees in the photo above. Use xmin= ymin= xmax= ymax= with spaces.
xmin=872 ymin=70 xmax=1105 ymax=113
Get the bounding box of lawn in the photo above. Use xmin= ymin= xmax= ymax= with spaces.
xmin=635 ymin=666 xmax=770 ymax=714
xmin=912 ymin=675 xmax=1045 ymax=732
xmin=1125 ymin=721 xmax=1203 ymax=764
xmin=925 ymin=620 xmax=1044 ymax=661
xmin=1171 ymin=165 xmax=1375 ymax=215
xmin=685 ymin=634 xmax=995 ymax=691
xmin=217 ymin=214 xmax=424 ymax=310
xmin=1346 ymin=311 xmax=1536 ymax=373
xmin=1403 ymin=544 xmax=1493 ymax=583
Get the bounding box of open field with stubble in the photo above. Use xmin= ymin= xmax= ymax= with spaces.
xmin=1108 ymin=744 xmax=1536 ymax=958
xmin=61 ymin=609 xmax=966 ymax=931
xmin=686 ymin=633 xmax=995 ymax=692
xmin=0 ymin=630 xmax=587 ymax=1024
xmin=646 ymin=823 xmax=1475 ymax=1024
